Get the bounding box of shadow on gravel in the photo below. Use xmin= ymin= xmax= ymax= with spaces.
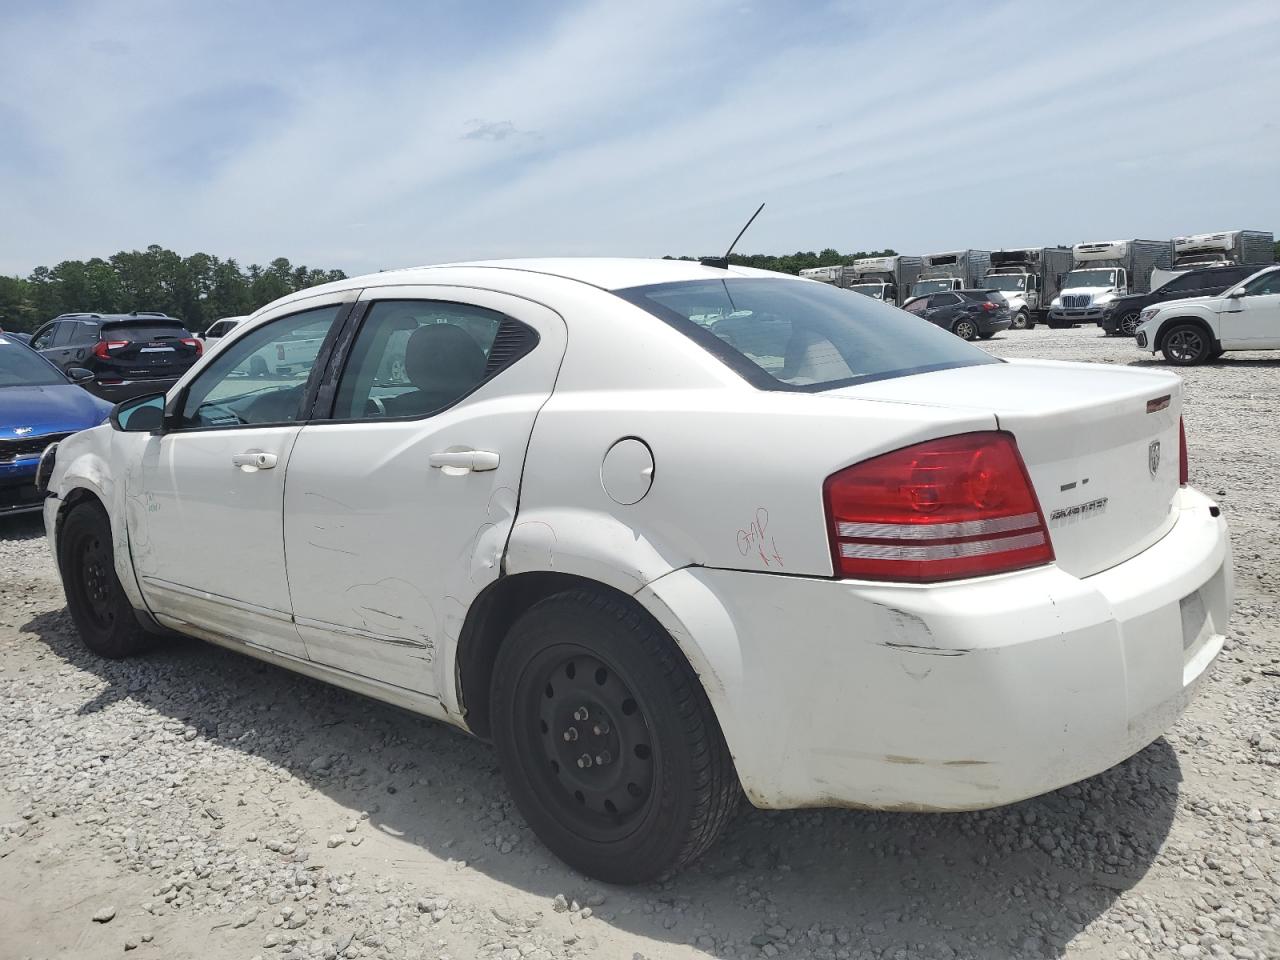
xmin=0 ymin=513 xmax=48 ymax=542
xmin=22 ymin=607 xmax=1181 ymax=958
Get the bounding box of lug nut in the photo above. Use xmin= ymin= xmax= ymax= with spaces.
xmin=595 ymin=751 xmax=612 ymax=766
xmin=577 ymin=754 xmax=593 ymax=769
xmin=562 ymin=727 xmax=578 ymax=742
xmin=592 ymin=720 xmax=610 ymax=736
xmin=573 ymin=707 xmax=590 ymax=721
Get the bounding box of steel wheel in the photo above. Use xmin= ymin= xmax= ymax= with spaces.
xmin=1161 ymin=325 xmax=1209 ymax=366
xmin=1011 ymin=310 xmax=1029 ymax=330
xmin=953 ymin=319 xmax=978 ymax=341
xmin=58 ymin=503 xmax=151 ymax=658
xmin=1118 ymin=311 xmax=1142 ymax=336
xmin=521 ymin=648 xmax=655 ymax=841
xmin=489 ymin=589 xmax=739 ymax=883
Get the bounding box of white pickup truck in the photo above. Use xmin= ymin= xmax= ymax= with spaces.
xmin=1135 ymin=265 xmax=1280 ymax=365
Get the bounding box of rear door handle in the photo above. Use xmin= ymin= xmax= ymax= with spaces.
xmin=232 ymin=451 xmax=278 ymax=470
xmin=429 ymin=450 xmax=500 ymax=472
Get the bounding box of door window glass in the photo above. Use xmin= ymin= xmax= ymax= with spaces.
xmin=1243 ymin=271 xmax=1280 ymax=297
xmin=331 ymin=300 xmax=533 ymax=420
xmin=29 ymin=325 xmax=56 ymax=349
xmin=903 ymin=298 xmax=928 ymax=315
xmin=51 ymin=321 xmax=77 ymax=346
xmin=178 ymin=305 xmax=340 ymax=429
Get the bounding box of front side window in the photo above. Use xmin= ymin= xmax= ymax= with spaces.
xmin=1243 ymin=270 xmax=1280 ymax=297
xmin=617 ymin=278 xmax=997 ymax=391
xmin=29 ymin=324 xmax=56 ymax=349
xmin=178 ymin=305 xmax=340 ymax=428
xmin=331 ymin=300 xmax=535 ymax=420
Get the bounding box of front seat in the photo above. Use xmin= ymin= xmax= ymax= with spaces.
xmin=383 ymin=323 xmax=488 ymax=418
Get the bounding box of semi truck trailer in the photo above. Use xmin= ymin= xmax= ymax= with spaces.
xmin=797 ymin=265 xmax=845 ymax=284
xmin=843 ymin=255 xmax=923 ymax=307
xmin=907 ymin=250 xmax=993 ymax=301
xmin=1047 ymin=239 xmax=1173 ymax=328
xmin=982 ymin=247 xmax=1073 ymax=329
xmin=1149 ymin=230 xmax=1275 ymax=291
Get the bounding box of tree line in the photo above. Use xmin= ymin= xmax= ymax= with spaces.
xmin=0 ymin=244 xmax=347 ymax=334
xmin=664 ymin=248 xmax=898 ymax=274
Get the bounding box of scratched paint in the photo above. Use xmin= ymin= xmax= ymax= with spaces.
xmin=735 ymin=507 xmax=783 ymax=568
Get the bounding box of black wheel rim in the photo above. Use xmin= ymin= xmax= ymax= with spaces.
xmin=515 ymin=645 xmax=656 ymax=843
xmin=76 ymin=532 xmax=116 ymax=632
xmin=1167 ymin=330 xmax=1202 ymax=362
xmin=1119 ymin=312 xmax=1140 ymax=335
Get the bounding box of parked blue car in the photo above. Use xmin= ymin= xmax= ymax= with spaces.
xmin=1 ymin=334 xmax=113 ymax=517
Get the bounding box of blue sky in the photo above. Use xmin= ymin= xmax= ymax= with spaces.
xmin=2 ymin=0 xmax=1278 ymax=277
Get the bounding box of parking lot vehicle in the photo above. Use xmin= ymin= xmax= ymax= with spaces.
xmin=907 ymin=250 xmax=993 ymax=301
xmin=26 ymin=312 xmax=203 ymax=401
xmin=1136 ymin=264 xmax=1280 ymax=365
xmin=843 ymin=255 xmax=923 ymax=307
xmin=982 ymin=247 xmax=1073 ymax=329
xmin=1 ymin=334 xmax=111 ymax=516
xmin=43 ymin=259 xmax=1232 ymax=884
xmin=1101 ymin=265 xmax=1259 ymax=337
xmin=1172 ymin=230 xmax=1274 ymax=270
xmin=797 ymin=265 xmax=845 ymax=284
xmin=202 ymin=316 xmax=249 ymax=343
xmin=902 ymin=289 xmax=1011 ymax=340
xmin=1047 ymin=240 xmax=1173 ymax=328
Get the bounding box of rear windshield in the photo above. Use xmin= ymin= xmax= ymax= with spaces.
xmin=101 ymin=321 xmax=190 ymax=341
xmin=616 ymin=278 xmax=998 ymax=391
xmin=0 ymin=341 xmax=66 ymax=387
xmin=961 ymin=290 xmax=1004 ymax=302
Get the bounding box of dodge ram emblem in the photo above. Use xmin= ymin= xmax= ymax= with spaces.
xmin=1148 ymin=440 xmax=1161 ymax=477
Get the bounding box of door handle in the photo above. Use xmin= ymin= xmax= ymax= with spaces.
xmin=232 ymin=451 xmax=278 ymax=470
xmin=429 ymin=450 xmax=500 ymax=472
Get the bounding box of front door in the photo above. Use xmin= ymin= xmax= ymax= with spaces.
xmin=131 ymin=300 xmax=351 ymax=655
xmin=1220 ymin=270 xmax=1280 ymax=347
xmin=282 ymin=287 xmax=566 ymax=698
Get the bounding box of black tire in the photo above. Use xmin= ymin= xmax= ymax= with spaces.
xmin=978 ymin=331 xmax=996 ymax=340
xmin=1116 ymin=310 xmax=1142 ymax=336
xmin=490 ymin=589 xmax=739 ymax=884
xmin=1207 ymin=347 xmax=1225 ymax=361
xmin=1046 ymin=318 xmax=1069 ymax=329
xmin=1160 ymin=324 xmax=1212 ymax=366
xmin=952 ymin=319 xmax=978 ymax=341
xmin=58 ymin=503 xmax=151 ymax=659
xmin=1011 ymin=310 xmax=1029 ymax=330
xmin=248 ymin=355 xmax=270 ymax=378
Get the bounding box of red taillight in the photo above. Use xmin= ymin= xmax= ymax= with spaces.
xmin=824 ymin=431 xmax=1055 ymax=582
xmin=1178 ymin=417 xmax=1188 ymax=486
xmin=93 ymin=340 xmax=128 ymax=359
xmin=181 ymin=337 xmax=203 ymax=356
xmin=981 ymin=301 xmax=997 ymax=311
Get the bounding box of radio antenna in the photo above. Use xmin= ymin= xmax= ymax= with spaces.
xmin=700 ymin=202 xmax=765 ymax=269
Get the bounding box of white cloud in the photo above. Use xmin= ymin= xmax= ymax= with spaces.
xmin=1 ymin=0 xmax=1277 ymax=277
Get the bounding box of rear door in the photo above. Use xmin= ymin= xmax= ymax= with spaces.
xmin=282 ymin=286 xmax=567 ymax=698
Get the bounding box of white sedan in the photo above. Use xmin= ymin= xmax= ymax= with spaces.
xmin=40 ymin=259 xmax=1232 ymax=883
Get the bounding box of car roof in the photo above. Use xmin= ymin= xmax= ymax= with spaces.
xmin=53 ymin=312 xmax=183 ymax=323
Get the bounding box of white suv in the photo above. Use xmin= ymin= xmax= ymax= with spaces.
xmin=1136 ymin=265 xmax=1280 ymax=365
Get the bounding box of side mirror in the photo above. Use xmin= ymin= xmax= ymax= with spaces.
xmin=67 ymin=366 xmax=95 ymax=384
xmin=110 ymin=392 xmax=167 ymax=432
xmin=1227 ymin=288 xmax=1245 ymax=298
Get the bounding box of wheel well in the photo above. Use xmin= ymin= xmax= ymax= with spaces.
xmin=1154 ymin=316 xmax=1217 ymax=352
xmin=456 ymin=572 xmax=643 ymax=740
xmin=53 ymin=488 xmax=106 ymax=564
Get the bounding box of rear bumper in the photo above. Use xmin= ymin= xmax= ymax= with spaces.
xmin=87 ymin=377 xmax=179 ymax=402
xmin=640 ymin=487 xmax=1231 ymax=811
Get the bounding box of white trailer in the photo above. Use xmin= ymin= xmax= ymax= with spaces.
xmin=1047 ymin=239 xmax=1173 ymax=328
xmin=907 ymin=250 xmax=992 ymax=301
xmin=983 ymin=247 xmax=1074 ymax=329
xmin=1172 ymin=230 xmax=1273 ymax=269
xmin=798 ymin=265 xmax=845 ymax=284
xmin=843 ymin=255 xmax=923 ymax=307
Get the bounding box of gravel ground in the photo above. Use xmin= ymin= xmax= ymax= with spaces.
xmin=2 ymin=327 xmax=1278 ymax=960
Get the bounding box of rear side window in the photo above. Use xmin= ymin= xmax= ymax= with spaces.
xmin=101 ymin=321 xmax=191 ymax=341
xmin=616 ymin=278 xmax=998 ymax=391
xmin=962 ymin=291 xmax=1003 ymax=303
xmin=330 ymin=300 xmax=538 ymax=420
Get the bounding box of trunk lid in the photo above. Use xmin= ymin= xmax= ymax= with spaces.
xmin=828 ymin=359 xmax=1183 ymax=578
